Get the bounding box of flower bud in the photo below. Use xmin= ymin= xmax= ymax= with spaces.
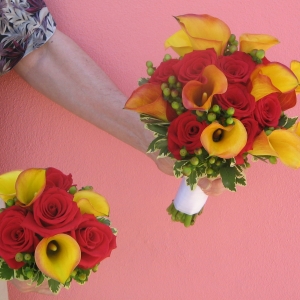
xmin=229 ymin=45 xmax=237 ymax=54
xmin=24 ymin=253 xmax=32 ymax=261
xmin=168 ymin=75 xmax=176 ymax=85
xmin=226 ymin=117 xmax=234 ymax=125
xmin=164 ymin=54 xmax=172 ymax=61
xmin=228 ymin=34 xmax=236 ymax=44
xmin=269 ymin=156 xmax=277 ymax=164
xmin=69 ymin=186 xmax=77 ymax=195
xmin=190 ymin=157 xmax=199 ymax=166
xmin=209 ymin=157 xmax=216 ymax=164
xmin=78 ymin=273 xmax=87 ymax=281
xmin=196 ymin=110 xmax=205 ymax=117
xmin=226 ymin=107 xmax=235 ymax=116
xmin=146 ymin=61 xmax=153 ymax=68
xmin=179 ymin=148 xmax=187 ymax=157
xmin=207 ymin=113 xmax=216 ymax=122
xmin=163 ymin=88 xmax=171 ymax=97
xmin=161 ymin=83 xmax=168 ymax=90
xmin=182 ymin=166 xmax=192 ymax=176
xmin=194 ymin=148 xmax=203 ymax=156
xmin=171 ymin=90 xmax=179 ymax=98
xmin=212 ymin=105 xmax=220 ymax=113
xmin=15 ymin=253 xmax=23 ymax=262
xmin=256 ymin=49 xmax=265 ymax=59
xmin=6 ymin=199 xmax=15 ymax=207
xmin=206 ymin=168 xmax=214 ymax=175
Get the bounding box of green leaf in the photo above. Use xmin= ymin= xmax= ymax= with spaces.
xmin=14 ymin=268 xmax=26 ymax=281
xmin=186 ymin=170 xmax=199 ymax=190
xmin=36 ymin=272 xmax=45 ymax=286
xmin=283 ymin=116 xmax=298 ymax=129
xmin=0 ymin=259 xmax=14 ymax=280
xmin=220 ymin=166 xmax=237 ymax=192
xmin=173 ymin=160 xmax=189 ymax=178
xmin=145 ymin=123 xmax=168 ymax=136
xmin=96 ymin=217 xmax=111 ymax=226
xmin=138 ymin=77 xmax=149 ymax=86
xmin=146 ymin=136 xmax=167 ymax=153
xmin=48 ymin=279 xmax=62 ymax=294
xmin=140 ymin=114 xmax=169 ymax=125
xmin=111 ymin=227 xmax=118 ymax=235
xmin=64 ymin=278 xmax=72 ymax=289
xmin=157 ymin=145 xmax=172 ymax=158
xmin=236 ymin=174 xmax=247 ymax=186
xmin=278 ymin=114 xmax=288 ymax=127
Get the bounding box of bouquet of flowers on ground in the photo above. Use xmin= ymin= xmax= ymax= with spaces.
xmin=0 ymin=167 xmax=117 ymax=294
xmin=125 ymin=14 xmax=300 ymax=227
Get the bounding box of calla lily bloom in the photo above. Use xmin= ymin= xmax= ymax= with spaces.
xmin=250 ymin=63 xmax=299 ymax=102
xmin=35 ymin=234 xmax=81 ymax=284
xmin=73 ymin=190 xmax=110 ymax=217
xmin=182 ymin=65 xmax=228 ymax=111
xmin=165 ymin=14 xmax=231 ymax=56
xmin=239 ymin=34 xmax=279 ymax=53
xmin=249 ymin=130 xmax=300 ymax=168
xmin=15 ymin=168 xmax=46 ymax=206
xmin=201 ymin=119 xmax=247 ymax=158
xmin=291 ymin=60 xmax=300 ymax=93
xmin=124 ymin=83 xmax=170 ymax=121
xmin=0 ymin=170 xmax=22 ymax=202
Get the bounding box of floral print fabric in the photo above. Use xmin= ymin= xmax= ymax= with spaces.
xmin=0 ymin=0 xmax=56 ymax=75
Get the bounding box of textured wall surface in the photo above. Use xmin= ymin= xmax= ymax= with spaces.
xmin=1 ymin=0 xmax=300 ymax=299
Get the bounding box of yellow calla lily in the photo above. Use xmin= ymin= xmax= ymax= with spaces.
xmin=124 ymin=83 xmax=169 ymax=121
xmin=35 ymin=234 xmax=81 ymax=284
xmin=15 ymin=168 xmax=46 ymax=206
xmin=239 ymin=34 xmax=279 ymax=53
xmin=249 ymin=130 xmax=300 ymax=168
xmin=250 ymin=63 xmax=299 ymax=101
xmin=182 ymin=65 xmax=228 ymax=111
xmin=73 ymin=190 xmax=110 ymax=217
xmin=165 ymin=14 xmax=231 ymax=56
xmin=290 ymin=60 xmax=300 ymax=93
xmin=0 ymin=170 xmax=22 ymax=202
xmin=200 ymin=119 xmax=247 ymax=158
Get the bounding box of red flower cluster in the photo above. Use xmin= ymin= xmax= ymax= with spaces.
xmin=0 ymin=168 xmax=116 ymax=270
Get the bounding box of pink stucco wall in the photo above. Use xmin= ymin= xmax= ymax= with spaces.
xmin=1 ymin=0 xmax=300 ymax=299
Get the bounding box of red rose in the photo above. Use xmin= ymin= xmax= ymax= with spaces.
xmin=254 ymin=93 xmax=282 ymax=128
xmin=45 ymin=167 xmax=73 ymax=191
xmin=70 ymin=214 xmax=117 ymax=269
xmin=215 ymin=84 xmax=256 ymax=119
xmin=148 ymin=59 xmax=179 ymax=84
xmin=235 ymin=117 xmax=261 ymax=164
xmin=22 ymin=187 xmax=82 ymax=237
xmin=168 ymin=111 xmax=207 ymax=159
xmin=0 ymin=206 xmax=39 ymax=269
xmin=217 ymin=51 xmax=256 ymax=84
xmin=172 ymin=49 xmax=217 ymax=85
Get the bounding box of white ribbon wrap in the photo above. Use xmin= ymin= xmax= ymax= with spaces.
xmin=173 ymin=178 xmax=208 ymax=215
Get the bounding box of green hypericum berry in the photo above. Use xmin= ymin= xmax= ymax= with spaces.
xmin=250 ymin=49 xmax=257 ymax=57
xmin=147 ymin=67 xmax=154 ymax=76
xmin=171 ymin=90 xmax=179 ymax=98
xmin=196 ymin=110 xmax=204 ymax=117
xmin=176 ymin=82 xmax=182 ymax=88
xmin=226 ymin=107 xmax=235 ymax=116
xmin=163 ymin=88 xmax=171 ymax=97
xmin=171 ymin=101 xmax=180 ymax=110
xmin=164 ymin=54 xmax=172 ymax=61
xmin=216 ymin=161 xmax=221 ymax=167
xmin=6 ymin=199 xmax=15 ymax=207
xmin=206 ymin=168 xmax=214 ymax=175
xmin=168 ymin=75 xmax=176 ymax=85
xmin=71 ymin=270 xmax=77 ymax=277
xmin=209 ymin=157 xmax=215 ymax=164
xmin=245 ymin=162 xmax=251 ymax=168
xmin=179 ymin=148 xmax=187 ymax=157
xmin=26 ymin=271 xmax=34 ymax=279
xmin=68 ymin=186 xmax=77 ymax=195
xmin=146 ymin=61 xmax=153 ymax=68
xmin=82 ymin=186 xmax=93 ymax=190
xmin=212 ymin=105 xmax=220 ymax=113
xmin=265 ymin=129 xmax=273 ymax=136
xmin=232 ymin=40 xmax=238 ymax=46
xmin=161 ymin=83 xmax=168 ymax=90
xmin=190 ymin=157 xmax=199 ymax=166
xmin=182 ymin=166 xmax=192 ymax=176
xmin=78 ymin=273 xmax=87 ymax=281
xmin=15 ymin=253 xmax=23 ymax=262
xmin=228 ymin=34 xmax=236 ymax=44
xmin=229 ymin=45 xmax=237 ymax=53
xmin=226 ymin=117 xmax=234 ymax=125
xmin=269 ymin=156 xmax=277 ymax=164
xmin=207 ymin=113 xmax=216 ymax=122
xmin=24 ymin=253 xmax=32 ymax=261
xmin=92 ymin=265 xmax=99 ymax=272
xmin=194 ymin=148 xmax=203 ymax=156
xmin=256 ymin=49 xmax=265 ymax=59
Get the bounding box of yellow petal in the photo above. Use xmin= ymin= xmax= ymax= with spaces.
xmin=164 ymin=30 xmax=193 ymax=57
xmin=269 ymin=130 xmax=300 ymax=168
xmin=35 ymin=234 xmax=81 ymax=284
xmin=200 ymin=119 xmax=247 ymax=158
xmin=174 ymin=14 xmax=231 ymax=56
xmin=182 ymin=65 xmax=228 ymax=111
xmin=0 ymin=170 xmax=22 ymax=202
xmin=124 ymin=83 xmax=169 ymax=121
xmin=248 ymin=130 xmax=278 ymax=157
xmin=15 ymin=168 xmax=46 ymax=206
xmin=239 ymin=34 xmax=279 ymax=53
xmin=73 ymin=190 xmax=110 ymax=217
xmin=290 ymin=60 xmax=300 ymax=93
xmin=251 ymin=63 xmax=299 ymax=101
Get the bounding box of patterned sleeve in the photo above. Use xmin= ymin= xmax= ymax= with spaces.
xmin=0 ymin=0 xmax=56 ymax=75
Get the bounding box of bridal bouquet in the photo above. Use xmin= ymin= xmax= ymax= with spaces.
xmin=125 ymin=14 xmax=300 ymax=226
xmin=0 ymin=168 xmax=117 ymax=294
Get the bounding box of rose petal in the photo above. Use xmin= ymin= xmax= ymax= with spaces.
xmin=200 ymin=119 xmax=247 ymax=158
xmin=15 ymin=168 xmax=46 ymax=206
xmin=0 ymin=170 xmax=22 ymax=202
xmin=239 ymin=34 xmax=279 ymax=53
xmin=35 ymin=234 xmax=81 ymax=284
xmin=73 ymin=190 xmax=110 ymax=217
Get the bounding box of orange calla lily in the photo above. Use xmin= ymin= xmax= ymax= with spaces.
xmin=200 ymin=119 xmax=247 ymax=158
xmin=182 ymin=65 xmax=228 ymax=111
xmin=249 ymin=130 xmax=300 ymax=168
xmin=73 ymin=190 xmax=110 ymax=217
xmin=290 ymin=60 xmax=300 ymax=93
xmin=124 ymin=83 xmax=169 ymax=121
xmin=35 ymin=234 xmax=81 ymax=284
xmin=15 ymin=168 xmax=46 ymax=206
xmin=0 ymin=170 xmax=22 ymax=202
xmin=250 ymin=63 xmax=299 ymax=101
xmin=165 ymin=14 xmax=231 ymax=56
xmin=239 ymin=34 xmax=279 ymax=53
